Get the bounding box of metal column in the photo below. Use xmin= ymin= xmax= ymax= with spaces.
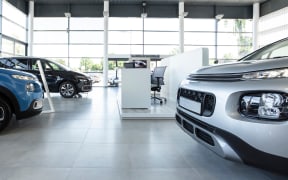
xmin=179 ymin=2 xmax=185 ymax=53
xmin=64 ymin=12 xmax=71 ymax=67
xmin=103 ymin=0 xmax=109 ymax=87
xmin=253 ymin=3 xmax=260 ymax=50
xmin=28 ymin=0 xmax=34 ymax=56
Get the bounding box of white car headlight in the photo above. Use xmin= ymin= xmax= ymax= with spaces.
xmin=77 ymin=76 xmax=88 ymax=82
xmin=242 ymin=68 xmax=288 ymax=80
xmin=12 ymin=74 xmax=37 ymax=81
xmin=26 ymin=82 xmax=35 ymax=92
xmin=258 ymin=93 xmax=283 ymax=119
xmin=240 ymin=92 xmax=288 ymax=120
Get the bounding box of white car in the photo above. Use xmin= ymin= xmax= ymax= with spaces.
xmin=176 ymin=37 xmax=288 ymax=173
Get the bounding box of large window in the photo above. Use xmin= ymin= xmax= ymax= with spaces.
xmin=33 ymin=17 xmax=104 ymax=71
xmin=259 ymin=6 xmax=288 ymax=47
xmin=34 ymin=17 xmax=67 ymax=30
xmin=143 ymin=18 xmax=179 ymax=55
xmin=108 ymin=17 xmax=179 ymax=55
xmin=1 ymin=0 xmax=27 ymax=56
xmin=33 ymin=16 xmax=253 ymax=71
xmin=218 ymin=19 xmax=252 ymax=61
xmin=184 ymin=18 xmax=252 ymax=63
xmin=108 ymin=18 xmax=143 ymax=55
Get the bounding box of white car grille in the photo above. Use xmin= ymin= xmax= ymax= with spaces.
xmin=188 ymin=73 xmax=243 ymax=82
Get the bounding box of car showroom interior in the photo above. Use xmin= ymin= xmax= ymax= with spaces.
xmin=0 ymin=0 xmax=288 ymax=179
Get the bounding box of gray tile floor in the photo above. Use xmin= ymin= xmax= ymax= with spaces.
xmin=0 ymin=87 xmax=287 ymax=180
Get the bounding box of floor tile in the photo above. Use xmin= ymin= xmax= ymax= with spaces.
xmin=1 ymin=143 xmax=81 ymax=168
xmin=67 ymin=168 xmax=130 ymax=180
xmin=5 ymin=168 xmax=70 ymax=180
xmin=130 ymin=168 xmax=201 ymax=180
xmin=129 ymin=144 xmax=191 ymax=168
xmin=0 ymin=87 xmax=286 ymax=180
xmin=73 ymin=144 xmax=130 ymax=168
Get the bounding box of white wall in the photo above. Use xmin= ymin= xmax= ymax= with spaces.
xmin=160 ymin=48 xmax=209 ymax=103
xmin=121 ymin=68 xmax=150 ymax=108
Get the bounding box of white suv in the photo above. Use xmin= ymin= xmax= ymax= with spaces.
xmin=176 ymin=37 xmax=288 ymax=173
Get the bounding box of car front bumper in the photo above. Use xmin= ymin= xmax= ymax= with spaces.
xmin=17 ymin=98 xmax=43 ymax=119
xmin=176 ymin=78 xmax=288 ymax=173
xmin=77 ymin=80 xmax=93 ymax=92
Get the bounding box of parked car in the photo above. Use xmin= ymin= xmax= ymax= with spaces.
xmin=176 ymin=37 xmax=288 ymax=173
xmin=0 ymin=57 xmax=93 ymax=98
xmin=84 ymin=72 xmax=101 ymax=83
xmin=0 ymin=68 xmax=43 ymax=131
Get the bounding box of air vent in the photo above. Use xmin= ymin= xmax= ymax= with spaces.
xmin=203 ymin=94 xmax=216 ymax=117
xmin=195 ymin=128 xmax=215 ymax=146
xmin=183 ymin=121 xmax=194 ymax=134
xmin=175 ymin=114 xmax=182 ymax=125
xmin=188 ymin=73 xmax=243 ymax=82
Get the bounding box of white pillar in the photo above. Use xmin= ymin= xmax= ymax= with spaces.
xmin=253 ymin=2 xmax=260 ymax=50
xmin=179 ymin=2 xmax=185 ymax=53
xmin=28 ymin=0 xmax=34 ymax=56
xmin=103 ymin=0 xmax=109 ymax=87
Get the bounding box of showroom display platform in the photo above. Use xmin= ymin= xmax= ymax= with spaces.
xmin=118 ymin=98 xmax=176 ymax=120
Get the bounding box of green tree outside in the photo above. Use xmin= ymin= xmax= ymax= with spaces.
xmin=79 ymin=58 xmax=127 ymax=72
xmin=234 ymin=19 xmax=252 ymax=58
xmin=80 ymin=57 xmax=95 ymax=71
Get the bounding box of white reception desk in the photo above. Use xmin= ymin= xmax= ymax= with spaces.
xmin=121 ymin=68 xmax=150 ymax=109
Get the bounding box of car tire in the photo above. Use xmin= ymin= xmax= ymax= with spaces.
xmin=0 ymin=97 xmax=12 ymax=132
xmin=59 ymin=81 xmax=77 ymax=98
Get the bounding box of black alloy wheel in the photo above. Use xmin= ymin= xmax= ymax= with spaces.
xmin=0 ymin=97 xmax=12 ymax=132
xmin=59 ymin=81 xmax=77 ymax=98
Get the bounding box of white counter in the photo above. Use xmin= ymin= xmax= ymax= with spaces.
xmin=121 ymin=68 xmax=150 ymax=109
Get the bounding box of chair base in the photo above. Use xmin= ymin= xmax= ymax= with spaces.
xmin=151 ymin=96 xmax=167 ymax=104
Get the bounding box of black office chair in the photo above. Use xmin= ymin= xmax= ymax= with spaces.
xmin=151 ymin=66 xmax=167 ymax=104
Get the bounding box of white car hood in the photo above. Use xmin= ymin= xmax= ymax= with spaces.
xmin=195 ymin=58 xmax=288 ymax=75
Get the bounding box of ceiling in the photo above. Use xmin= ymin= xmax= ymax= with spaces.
xmin=14 ymin=0 xmax=276 ymax=18
xmin=32 ymin=0 xmax=267 ymax=6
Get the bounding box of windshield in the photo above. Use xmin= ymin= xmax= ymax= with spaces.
xmin=240 ymin=38 xmax=288 ymax=61
xmin=46 ymin=59 xmax=70 ymax=71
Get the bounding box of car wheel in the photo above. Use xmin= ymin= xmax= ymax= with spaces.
xmin=59 ymin=81 xmax=77 ymax=98
xmin=0 ymin=97 xmax=12 ymax=132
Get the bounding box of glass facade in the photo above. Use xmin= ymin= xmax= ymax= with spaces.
xmin=0 ymin=1 xmax=255 ymax=72
xmin=259 ymin=6 xmax=288 ymax=47
xmin=33 ymin=17 xmax=104 ymax=71
xmin=0 ymin=0 xmax=27 ymax=57
xmin=32 ymin=16 xmax=253 ymax=71
xmin=184 ymin=18 xmax=252 ymax=64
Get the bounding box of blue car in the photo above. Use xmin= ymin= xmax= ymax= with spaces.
xmin=0 ymin=68 xmax=43 ymax=131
